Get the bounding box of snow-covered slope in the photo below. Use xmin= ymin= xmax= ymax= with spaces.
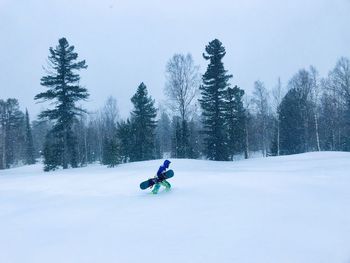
xmin=0 ymin=152 xmax=349 ymax=263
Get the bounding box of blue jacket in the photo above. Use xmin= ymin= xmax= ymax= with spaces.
xmin=157 ymin=160 xmax=171 ymax=177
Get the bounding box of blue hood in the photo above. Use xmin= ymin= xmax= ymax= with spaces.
xmin=163 ymin=159 xmax=171 ymax=168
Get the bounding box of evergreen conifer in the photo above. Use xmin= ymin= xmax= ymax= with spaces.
xmin=199 ymin=39 xmax=232 ymax=160
xmin=35 ymin=37 xmax=88 ymax=170
xmin=130 ymin=83 xmax=157 ymax=161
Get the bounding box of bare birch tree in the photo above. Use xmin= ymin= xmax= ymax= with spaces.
xmin=252 ymin=80 xmax=271 ymax=157
xmin=165 ymin=53 xmax=201 ymax=158
xmin=272 ymin=77 xmax=284 ymax=156
xmin=328 ymin=57 xmax=350 ymax=150
xmin=165 ymin=53 xmax=200 ymax=121
xmin=309 ymin=66 xmax=321 ymax=151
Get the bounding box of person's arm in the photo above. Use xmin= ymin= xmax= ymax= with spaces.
xmin=157 ymin=166 xmax=165 ymax=177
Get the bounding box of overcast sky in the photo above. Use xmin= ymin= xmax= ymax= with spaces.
xmin=1 ymin=0 xmax=350 ymax=118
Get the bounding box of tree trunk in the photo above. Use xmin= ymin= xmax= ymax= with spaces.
xmin=63 ymin=129 xmax=68 ymax=169
xmin=84 ymin=128 xmax=88 ymax=165
xmin=1 ymin=125 xmax=6 ymax=169
xmin=277 ymin=119 xmax=280 ymax=156
xmin=244 ymin=118 xmax=249 ymax=159
xmin=314 ymin=112 xmax=321 ymax=151
xmin=262 ymin=118 xmax=267 ymax=157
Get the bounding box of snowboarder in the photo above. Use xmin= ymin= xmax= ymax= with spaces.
xmin=151 ymin=159 xmax=172 ymax=194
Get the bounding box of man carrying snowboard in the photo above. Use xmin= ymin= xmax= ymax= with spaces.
xmin=151 ymin=159 xmax=172 ymax=194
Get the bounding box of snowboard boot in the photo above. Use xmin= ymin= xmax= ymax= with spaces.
xmin=161 ymin=180 xmax=171 ymax=191
xmin=152 ymin=183 xmax=161 ymax=194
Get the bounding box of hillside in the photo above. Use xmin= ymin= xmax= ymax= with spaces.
xmin=0 ymin=152 xmax=349 ymax=263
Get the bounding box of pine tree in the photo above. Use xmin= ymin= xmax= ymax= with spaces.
xmin=102 ymin=136 xmax=120 ymax=167
xmin=187 ymin=117 xmax=202 ymax=159
xmin=100 ymin=96 xmax=120 ymax=167
xmin=85 ymin=118 xmax=100 ymax=163
xmin=179 ymin=120 xmax=190 ymax=158
xmin=224 ymin=86 xmax=246 ymax=160
xmin=279 ymin=84 xmax=314 ymax=155
xmin=31 ymin=120 xmax=52 ymax=160
xmin=42 ymin=131 xmax=63 ymax=171
xmin=171 ymin=116 xmax=182 ymax=158
xmin=34 ymin=37 xmax=88 ymax=171
xmin=0 ymin=100 xmax=6 ymax=169
xmin=117 ymin=118 xmax=134 ymax=163
xmin=155 ymin=112 xmax=171 ymax=158
xmin=199 ymin=39 xmax=232 ymax=161
xmin=24 ymin=109 xmax=36 ymax=164
xmin=0 ymin=99 xmax=25 ymax=168
xmin=73 ymin=116 xmax=88 ymax=166
xmin=270 ymin=126 xmax=279 ymax=156
xmin=130 ymin=83 xmax=157 ymax=161
xmin=170 ymin=116 xmax=191 ymax=158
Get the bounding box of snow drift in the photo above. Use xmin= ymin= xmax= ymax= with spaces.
xmin=0 ymin=152 xmax=349 ymax=263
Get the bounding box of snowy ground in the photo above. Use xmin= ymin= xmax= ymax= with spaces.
xmin=0 ymin=152 xmax=349 ymax=263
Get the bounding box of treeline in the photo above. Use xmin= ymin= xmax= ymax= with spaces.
xmin=0 ymin=100 xmax=36 ymax=169
xmin=1 ymin=38 xmax=349 ymax=170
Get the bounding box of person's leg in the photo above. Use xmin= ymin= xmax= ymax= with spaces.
xmin=152 ymin=183 xmax=161 ymax=194
xmin=160 ymin=180 xmax=171 ymax=190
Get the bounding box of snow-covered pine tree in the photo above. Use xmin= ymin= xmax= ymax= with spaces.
xmin=31 ymin=120 xmax=52 ymax=160
xmin=171 ymin=116 xmax=182 ymax=158
xmin=279 ymin=88 xmax=306 ymax=154
xmin=187 ymin=116 xmax=202 ymax=159
xmin=24 ymin=109 xmax=36 ymax=165
xmin=199 ymin=39 xmax=232 ymax=161
xmin=35 ymin=37 xmax=88 ymax=171
xmin=0 ymin=99 xmax=7 ymax=169
xmin=130 ymin=83 xmax=157 ymax=161
xmin=0 ymin=99 xmax=25 ymax=169
xmin=116 ymin=118 xmax=134 ymax=163
xmin=101 ymin=136 xmax=119 ymax=167
xmin=100 ymin=96 xmax=120 ymax=167
xmin=224 ymin=86 xmax=246 ymax=160
xmin=170 ymin=115 xmax=191 ymax=158
xmin=85 ymin=118 xmax=101 ymax=163
xmin=279 ymin=69 xmax=315 ymax=155
xmin=73 ymin=115 xmax=88 ymax=166
xmin=0 ymin=100 xmax=6 ymax=169
xmin=155 ymin=111 xmax=171 ymax=158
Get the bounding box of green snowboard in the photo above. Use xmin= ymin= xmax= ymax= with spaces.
xmin=140 ymin=170 xmax=174 ymax=190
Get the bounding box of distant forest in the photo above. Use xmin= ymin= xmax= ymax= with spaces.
xmin=1 ymin=37 xmax=350 ymax=171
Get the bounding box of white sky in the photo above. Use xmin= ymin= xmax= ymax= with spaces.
xmin=1 ymin=0 xmax=350 ymax=118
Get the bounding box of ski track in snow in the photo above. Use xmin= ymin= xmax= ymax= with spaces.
xmin=0 ymin=152 xmax=350 ymax=263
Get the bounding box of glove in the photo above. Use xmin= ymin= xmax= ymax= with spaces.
xmin=159 ymin=173 xmax=165 ymax=180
